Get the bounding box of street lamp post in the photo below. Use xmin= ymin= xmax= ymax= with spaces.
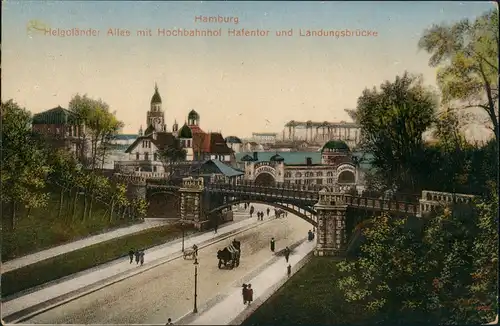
xmin=193 ymin=258 xmax=199 ymax=313
xmin=182 ymin=221 xmax=185 ymax=252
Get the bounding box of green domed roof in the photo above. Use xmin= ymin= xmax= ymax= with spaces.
xmin=188 ymin=109 xmax=199 ymax=120
xmin=270 ymin=153 xmax=284 ymax=162
xmin=178 ymin=124 xmax=192 ymax=138
xmin=322 ymin=140 xmax=350 ymax=152
xmin=225 ymin=136 xmax=242 ymax=144
xmin=151 ymin=84 xmax=162 ymax=104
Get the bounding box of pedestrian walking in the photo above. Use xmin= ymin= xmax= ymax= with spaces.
xmin=287 ymin=264 xmax=292 ymax=277
xmin=214 ymin=223 xmax=218 ymax=234
xmin=166 ymin=318 xmax=173 ymax=325
xmin=284 ymin=246 xmax=290 ymax=263
xmin=128 ymin=249 xmax=134 ymax=264
xmin=266 ymin=208 xmax=270 ymax=216
xmin=242 ymin=284 xmax=248 ymax=304
xmin=247 ymin=284 xmax=254 ymax=304
xmin=134 ymin=250 xmax=140 ymax=264
xmin=250 ymin=206 xmax=254 ymax=217
xmin=139 ymin=250 xmax=145 ymax=265
xmin=270 ymin=237 xmax=275 ymax=252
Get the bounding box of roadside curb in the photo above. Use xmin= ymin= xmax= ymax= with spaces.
xmin=4 ymin=217 xmax=275 ymax=324
xmin=174 ymin=238 xmax=307 ymax=326
xmin=229 ymin=248 xmax=314 ymax=325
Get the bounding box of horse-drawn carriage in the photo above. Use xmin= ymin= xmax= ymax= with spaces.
xmin=184 ymin=244 xmax=198 ymax=260
xmin=217 ymin=240 xmax=241 ymax=269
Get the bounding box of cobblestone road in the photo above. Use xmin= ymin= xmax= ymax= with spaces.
xmin=24 ymin=208 xmax=310 ymax=324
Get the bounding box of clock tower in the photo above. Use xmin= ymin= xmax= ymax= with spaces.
xmin=146 ymin=83 xmax=167 ymax=132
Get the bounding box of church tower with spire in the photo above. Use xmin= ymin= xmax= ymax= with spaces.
xmin=146 ymin=83 xmax=167 ymax=132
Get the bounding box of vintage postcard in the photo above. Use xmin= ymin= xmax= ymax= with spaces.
xmin=1 ymin=1 xmax=498 ymax=325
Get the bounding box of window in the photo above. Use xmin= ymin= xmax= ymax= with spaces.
xmin=153 ymin=166 xmax=157 ymax=172
xmin=327 ymin=171 xmax=333 ymax=177
xmin=145 ymin=152 xmax=149 ymax=161
xmin=327 ymin=178 xmax=333 ymax=184
xmin=142 ymin=141 xmax=145 ymax=148
xmin=316 ymin=172 xmax=323 ymax=177
xmin=284 ymin=172 xmax=291 ymax=178
xmin=136 ymin=153 xmax=140 ymax=160
xmin=295 ymin=172 xmax=302 ymax=178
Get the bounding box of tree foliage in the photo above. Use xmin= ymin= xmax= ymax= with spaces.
xmin=1 ymin=100 xmax=51 ymax=229
xmin=337 ymin=193 xmax=498 ymax=324
xmin=1 ymin=99 xmax=137 ymax=234
xmin=68 ymin=94 xmax=124 ymax=170
xmin=418 ymin=9 xmax=499 ymax=142
xmin=355 ymin=72 xmax=438 ymax=193
xmin=158 ymin=139 xmax=187 ymax=180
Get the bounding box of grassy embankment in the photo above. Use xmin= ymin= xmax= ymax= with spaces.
xmin=2 ymin=191 xmax=142 ymax=262
xmin=2 ymin=223 xmax=195 ymax=297
xmin=242 ymin=257 xmax=371 ymax=325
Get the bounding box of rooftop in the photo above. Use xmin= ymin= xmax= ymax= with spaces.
xmin=235 ymin=151 xmax=374 ymax=170
xmin=200 ymin=159 xmax=244 ymax=177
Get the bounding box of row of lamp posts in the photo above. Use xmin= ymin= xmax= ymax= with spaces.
xmin=181 ymin=220 xmax=199 ymax=314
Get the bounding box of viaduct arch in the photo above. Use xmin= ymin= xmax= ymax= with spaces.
xmin=207 ymin=199 xmax=318 ymax=227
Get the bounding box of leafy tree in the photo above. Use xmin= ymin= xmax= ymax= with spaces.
xmin=468 ymin=191 xmax=498 ymax=323
xmin=354 ymin=72 xmax=438 ymax=193
xmin=337 ymin=214 xmax=433 ymax=323
xmin=68 ymin=94 xmax=123 ymax=170
xmin=418 ymin=9 xmax=499 ymax=143
xmin=337 ymin=194 xmax=498 ymax=324
xmin=1 ymin=100 xmax=51 ymax=229
xmin=47 ymin=149 xmax=80 ymax=219
xmin=158 ymin=139 xmax=187 ymax=180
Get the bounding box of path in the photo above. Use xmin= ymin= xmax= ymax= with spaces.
xmin=19 ymin=210 xmax=310 ymax=324
xmin=2 ymin=203 xmax=275 ymax=320
xmin=185 ymin=239 xmax=315 ymax=325
xmin=2 ymin=218 xmax=172 ymax=273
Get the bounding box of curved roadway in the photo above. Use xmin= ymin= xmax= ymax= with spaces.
xmin=24 ymin=204 xmax=311 ymax=324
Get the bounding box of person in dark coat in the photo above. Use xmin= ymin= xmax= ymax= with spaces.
xmin=266 ymin=208 xmax=270 ymax=216
xmin=287 ymin=264 xmax=292 ymax=277
xmin=247 ymin=284 xmax=254 ymax=304
xmin=250 ymin=206 xmax=254 ymax=217
xmin=128 ymin=249 xmax=134 ymax=264
xmin=242 ymin=284 xmax=248 ymax=304
xmin=139 ymin=250 xmax=145 ymax=265
xmin=134 ymin=250 xmax=140 ymax=264
xmin=284 ymin=246 xmax=290 ymax=263
xmin=270 ymin=237 xmax=275 ymax=252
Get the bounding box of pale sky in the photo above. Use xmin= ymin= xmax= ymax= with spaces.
xmin=2 ymin=1 xmax=495 ymax=138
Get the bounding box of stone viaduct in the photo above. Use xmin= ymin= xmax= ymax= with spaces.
xmin=117 ymin=174 xmax=475 ymax=257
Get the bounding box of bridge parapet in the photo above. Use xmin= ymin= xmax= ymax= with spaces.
xmin=113 ymin=173 xmax=147 ymax=185
xmin=419 ymin=190 xmax=475 ymax=215
xmin=181 ymin=177 xmax=204 ymax=190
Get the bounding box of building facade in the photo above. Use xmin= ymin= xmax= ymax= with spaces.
xmin=31 ymin=106 xmax=88 ymax=158
xmin=238 ymin=140 xmax=366 ymax=193
xmin=114 ymin=84 xmax=234 ymax=175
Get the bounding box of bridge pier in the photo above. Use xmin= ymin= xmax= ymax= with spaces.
xmin=314 ymin=203 xmax=348 ymax=256
xmin=179 ymin=177 xmax=208 ymax=231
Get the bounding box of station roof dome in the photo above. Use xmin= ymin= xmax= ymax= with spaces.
xmin=240 ymin=154 xmax=254 ymax=162
xmin=270 ymin=153 xmax=285 ymax=162
xmin=178 ymin=123 xmax=192 ymax=138
xmin=321 ymin=140 xmax=350 ymax=152
xmin=225 ymin=136 xmax=242 ymax=144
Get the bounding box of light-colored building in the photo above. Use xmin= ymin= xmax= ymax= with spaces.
xmin=114 ymin=84 xmax=234 ymax=174
xmin=225 ymin=136 xmax=243 ymax=153
xmin=236 ymin=140 xmax=370 ymax=193
xmin=251 ymin=132 xmax=278 ymax=144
